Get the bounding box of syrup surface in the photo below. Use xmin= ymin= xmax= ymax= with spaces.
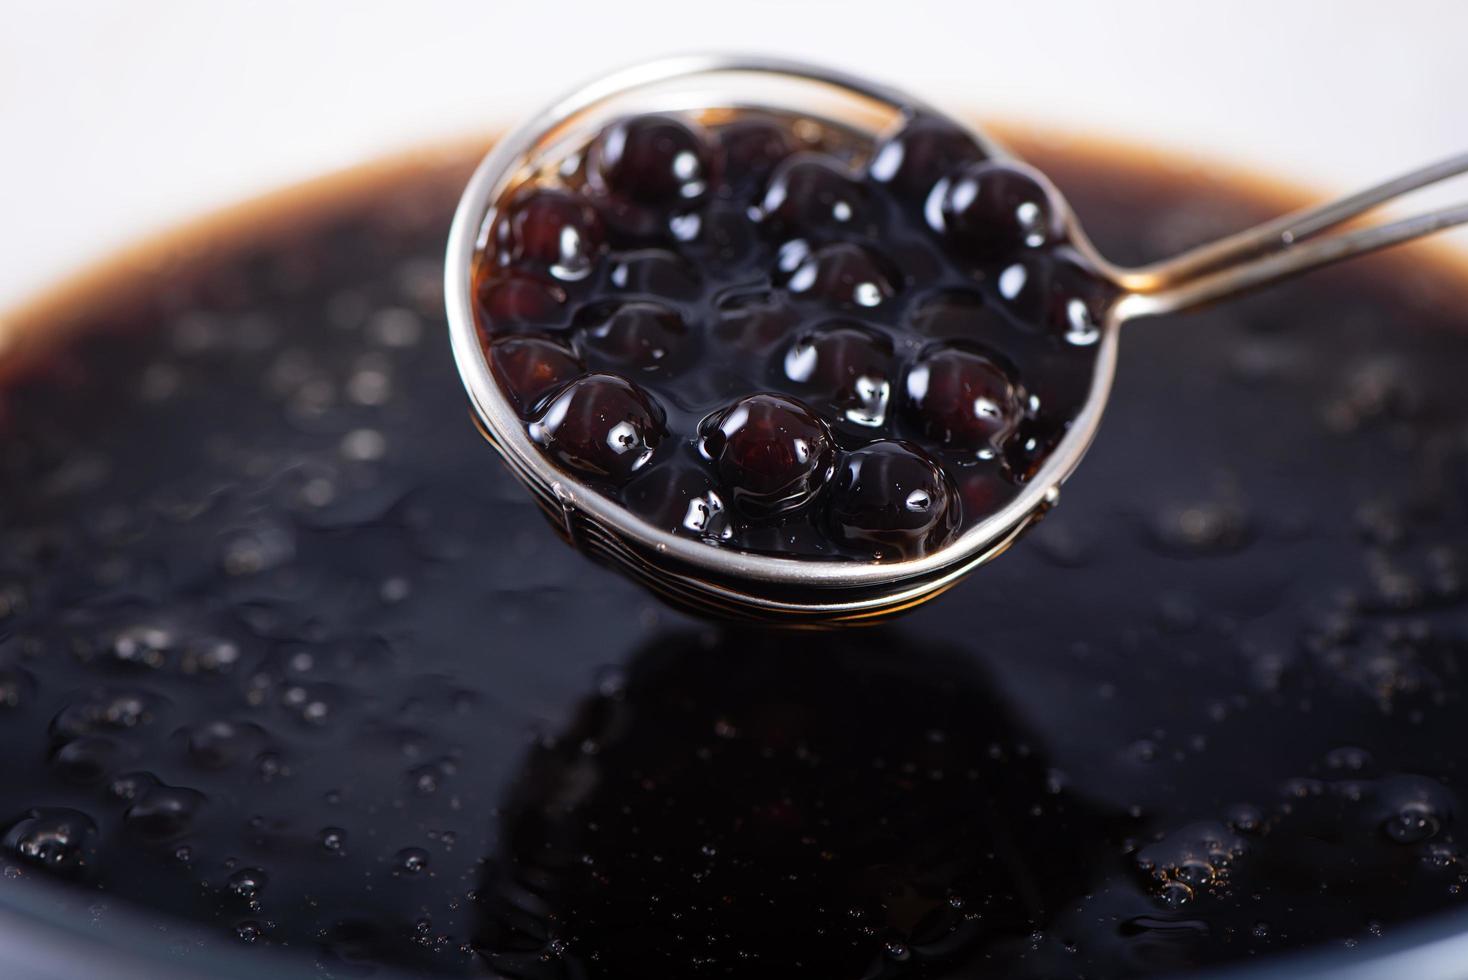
xmin=1 ymin=134 xmax=1467 ymax=978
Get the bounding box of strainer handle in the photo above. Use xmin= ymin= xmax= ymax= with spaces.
xmin=1111 ymin=152 xmax=1468 ymax=321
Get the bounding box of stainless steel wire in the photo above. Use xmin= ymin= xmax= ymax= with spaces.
xmin=445 ymin=54 xmax=1467 ymax=624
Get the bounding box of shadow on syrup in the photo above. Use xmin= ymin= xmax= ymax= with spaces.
xmin=477 ymin=627 xmax=1120 ymax=979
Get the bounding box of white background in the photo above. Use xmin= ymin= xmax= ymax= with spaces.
xmin=3 ymin=0 xmax=1467 ymax=312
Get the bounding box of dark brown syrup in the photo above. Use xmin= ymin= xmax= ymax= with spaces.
xmin=0 ymin=132 xmax=1467 ymax=978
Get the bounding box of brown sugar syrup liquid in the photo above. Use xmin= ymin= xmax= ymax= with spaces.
xmin=2 ymin=125 xmax=1468 ymax=978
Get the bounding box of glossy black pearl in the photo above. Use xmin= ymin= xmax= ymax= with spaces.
xmin=530 ymin=374 xmax=666 ymax=485
xmin=779 ymin=322 xmax=894 ymax=429
xmin=475 ymin=274 xmax=565 ymax=331
xmin=993 ymin=251 xmax=1113 ymax=346
xmin=488 ymin=335 xmax=584 ymax=417
xmin=957 ymin=467 xmax=1015 ymax=523
xmin=472 ymin=109 xmax=1112 ymax=559
xmin=932 ymin=162 xmax=1061 ymax=258
xmin=700 ymin=394 xmax=834 ymax=516
xmin=496 ymin=188 xmax=605 ymax=280
xmin=904 ymin=344 xmax=1025 ymax=453
xmin=675 ymin=205 xmax=760 ymax=271
xmin=624 ymin=464 xmax=732 ymax=542
xmin=868 ymin=113 xmax=986 ymax=202
xmin=718 ymin=117 xmax=798 ymax=196
xmin=758 ymin=155 xmax=871 ymax=238
xmin=825 ymin=440 xmax=960 ymax=559
xmin=1003 ymin=416 xmax=1069 ymax=484
xmin=590 ymin=115 xmax=714 ymax=210
xmin=779 ymin=242 xmax=898 ymax=309
xmin=578 ymin=302 xmax=692 ymax=376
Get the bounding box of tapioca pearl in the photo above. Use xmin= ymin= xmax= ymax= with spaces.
xmin=699 ymin=394 xmax=835 ymax=516
xmin=718 ymin=117 xmax=798 ymax=198
xmin=471 ymin=109 xmax=1112 ymax=558
xmin=779 ymin=243 xmax=898 ymax=309
xmin=604 ymin=250 xmax=702 ymax=301
xmin=1003 ymin=415 xmax=1070 ymax=484
xmin=488 ymin=335 xmax=585 ymax=417
xmin=624 ymin=464 xmax=733 ymax=543
xmin=675 ymin=205 xmax=761 ymax=271
xmin=1022 ymin=347 xmax=1096 ymax=424
xmin=930 ymin=161 xmax=1062 ymax=258
xmin=903 ymin=343 xmax=1026 ymax=455
xmin=824 ymin=440 xmax=959 ymax=560
xmin=757 ymin=154 xmax=872 ymax=238
xmin=957 ymin=467 xmax=1015 ymax=522
xmin=993 ymin=251 xmax=1114 ymax=345
xmin=475 ymin=275 xmax=567 ymax=333
xmin=868 ymin=113 xmax=987 ymax=203
xmin=1050 ymin=258 xmax=1115 ymax=348
xmin=495 ymin=188 xmax=605 ymax=281
xmin=779 ymin=323 xmax=895 ymax=429
xmin=578 ymin=302 xmax=692 ymax=376
xmin=589 ymin=114 xmax=715 ymax=210
xmin=529 ymin=374 xmax=667 ymax=485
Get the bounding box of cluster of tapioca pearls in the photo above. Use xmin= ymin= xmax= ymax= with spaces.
xmin=475 ymin=109 xmax=1108 ymax=560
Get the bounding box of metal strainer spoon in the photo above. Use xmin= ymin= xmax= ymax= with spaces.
xmin=445 ymin=54 xmax=1468 ymax=624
